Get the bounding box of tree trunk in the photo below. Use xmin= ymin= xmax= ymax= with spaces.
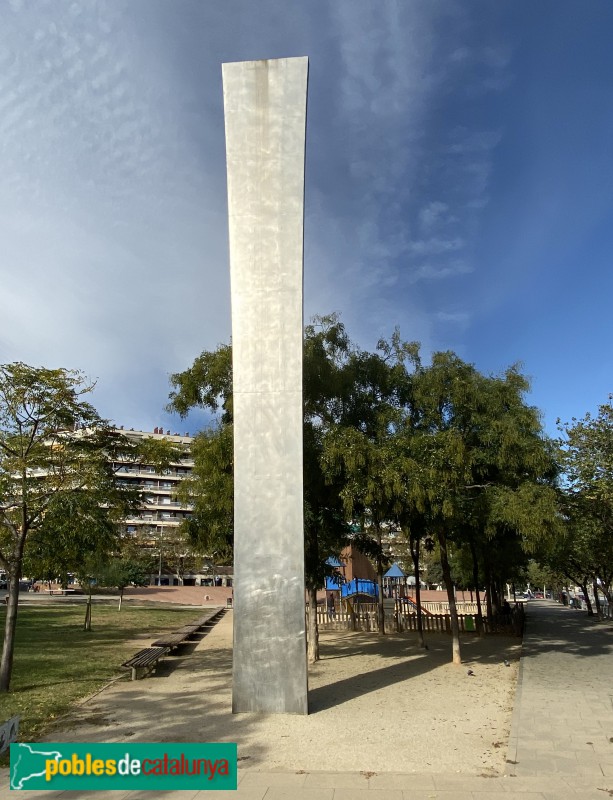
xmin=604 ymin=573 xmax=613 ymax=604
xmin=409 ymin=533 xmax=426 ymax=648
xmin=593 ymin=579 xmax=602 ymax=616
xmin=84 ymin=596 xmax=92 ymax=631
xmin=375 ymin=525 xmax=385 ymax=635
xmin=491 ymin=581 xmax=501 ymax=616
xmin=483 ymin=560 xmax=493 ymax=622
xmin=438 ymin=530 xmax=461 ymax=665
xmin=346 ymin=597 xmax=356 ymax=631
xmin=306 ymin=586 xmax=319 ymax=663
xmin=469 ymin=541 xmax=484 ymax=637
xmin=0 ymin=570 xmax=21 ymax=692
xmin=0 ymin=527 xmax=28 ymax=693
xmin=580 ymin=580 xmax=593 ymax=615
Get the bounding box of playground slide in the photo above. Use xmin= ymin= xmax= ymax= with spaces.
xmin=401 ymin=595 xmax=434 ymax=615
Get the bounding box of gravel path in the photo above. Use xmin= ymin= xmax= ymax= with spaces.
xmin=44 ymin=610 xmax=521 ymax=775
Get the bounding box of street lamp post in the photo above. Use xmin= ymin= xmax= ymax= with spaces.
xmin=157 ymin=526 xmax=163 ymax=586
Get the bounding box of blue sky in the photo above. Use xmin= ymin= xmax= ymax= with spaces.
xmin=1 ymin=0 xmax=611 ymax=437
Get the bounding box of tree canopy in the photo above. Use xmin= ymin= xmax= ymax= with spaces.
xmin=168 ymin=315 xmax=561 ymax=662
xmin=0 ymin=363 xmax=172 ymax=691
xmin=547 ymin=399 xmax=613 ymax=606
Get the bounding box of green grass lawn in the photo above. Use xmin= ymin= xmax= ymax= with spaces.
xmin=0 ymin=604 xmax=200 ymax=744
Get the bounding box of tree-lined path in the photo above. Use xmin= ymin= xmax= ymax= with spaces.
xmin=508 ymin=600 xmax=613 ymax=785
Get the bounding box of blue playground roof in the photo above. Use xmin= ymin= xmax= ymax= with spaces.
xmin=384 ymin=562 xmax=406 ymax=579
xmin=325 ymin=556 xmax=344 ymax=590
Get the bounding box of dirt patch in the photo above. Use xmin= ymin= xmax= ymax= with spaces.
xmin=45 ymin=613 xmax=521 ymax=775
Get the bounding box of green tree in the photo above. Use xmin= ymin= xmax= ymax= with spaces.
xmin=0 ymin=363 xmax=139 ymax=691
xmin=96 ymin=557 xmax=150 ymax=611
xmin=557 ymin=399 xmax=613 ymax=602
xmin=176 ymin=424 xmax=234 ymax=562
xmin=168 ymin=315 xmax=375 ymax=661
xmin=23 ymin=481 xmax=134 ymax=587
xmin=318 ymin=330 xmax=421 ymax=635
xmin=525 ymin=558 xmax=563 ymax=598
xmin=400 ymin=353 xmax=558 ymax=662
xmin=323 ymin=428 xmax=399 ymax=634
xmin=559 ymin=398 xmax=613 ymax=502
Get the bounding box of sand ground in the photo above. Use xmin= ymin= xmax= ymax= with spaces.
xmin=44 ymin=610 xmax=521 ymax=775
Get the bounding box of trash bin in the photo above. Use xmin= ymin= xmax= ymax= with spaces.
xmin=226 ymin=597 xmax=233 ymax=608
xmin=464 ymin=615 xmax=476 ymax=632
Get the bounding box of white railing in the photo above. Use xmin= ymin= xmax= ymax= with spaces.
xmin=310 ymin=600 xmax=524 ymax=636
xmin=416 ymin=601 xmax=481 ymax=615
xmin=312 ymin=600 xmax=482 ymax=625
xmin=313 ymin=603 xmax=380 ymax=630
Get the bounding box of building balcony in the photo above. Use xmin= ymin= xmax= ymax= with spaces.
xmin=142 ymin=501 xmax=192 ymax=511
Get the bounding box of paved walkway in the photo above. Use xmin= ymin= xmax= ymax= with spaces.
xmin=2 ymin=601 xmax=613 ymax=799
xmin=506 ymin=600 xmax=613 ymax=784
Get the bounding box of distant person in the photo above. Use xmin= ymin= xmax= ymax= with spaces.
xmin=502 ymin=599 xmax=511 ymax=622
xmin=327 ymin=593 xmax=336 ymax=619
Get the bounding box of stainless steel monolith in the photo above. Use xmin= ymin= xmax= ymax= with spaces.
xmin=222 ymin=57 xmax=309 ymax=714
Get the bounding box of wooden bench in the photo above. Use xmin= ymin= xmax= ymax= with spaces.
xmin=151 ymin=632 xmax=192 ymax=650
xmin=174 ymin=624 xmax=201 ymax=637
xmin=122 ymin=647 xmax=170 ymax=680
xmin=121 ymin=609 xmax=226 ymax=679
xmin=150 ymin=609 xmax=226 ymax=649
xmin=193 ymin=609 xmax=225 ymax=627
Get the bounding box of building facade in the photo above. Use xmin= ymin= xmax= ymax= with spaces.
xmin=113 ymin=428 xmax=198 ymax=585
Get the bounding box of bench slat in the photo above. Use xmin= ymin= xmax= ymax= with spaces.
xmin=122 ymin=647 xmax=169 ymax=668
xmin=174 ymin=625 xmax=201 ymax=635
xmin=192 ymin=608 xmax=224 ymax=626
xmin=151 ymin=633 xmax=190 ymax=648
xmin=121 ymin=647 xmax=170 ymax=680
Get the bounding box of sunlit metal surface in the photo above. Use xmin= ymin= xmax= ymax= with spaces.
xmin=223 ymin=57 xmax=309 ymax=714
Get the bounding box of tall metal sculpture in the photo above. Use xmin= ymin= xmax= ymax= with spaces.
xmin=222 ymin=57 xmax=309 ymax=714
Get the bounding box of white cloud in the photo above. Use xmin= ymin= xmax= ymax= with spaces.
xmin=436 ymin=311 xmax=470 ymax=325
xmin=418 ymin=201 xmax=449 ymax=231
xmin=0 ymin=1 xmax=232 ymax=429
xmin=0 ymin=1 xmax=512 ymax=428
xmin=408 ymin=260 xmax=473 ymax=284
xmin=409 ymin=237 xmax=465 ymax=256
xmin=447 ymin=129 xmax=502 ymax=155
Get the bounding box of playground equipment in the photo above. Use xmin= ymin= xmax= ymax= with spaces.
xmin=398 ymin=595 xmax=434 ymax=615
xmin=341 ymin=578 xmax=379 ymax=599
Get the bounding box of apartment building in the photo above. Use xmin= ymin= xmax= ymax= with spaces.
xmin=113 ymin=427 xmax=195 ymax=584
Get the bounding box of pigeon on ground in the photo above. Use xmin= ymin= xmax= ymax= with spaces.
xmin=504 ymin=660 xmax=510 ymax=667
xmin=467 ymin=668 xmax=475 ymax=676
